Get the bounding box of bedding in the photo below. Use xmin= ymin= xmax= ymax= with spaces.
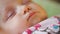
xmin=22 ymin=16 xmax=60 ymax=34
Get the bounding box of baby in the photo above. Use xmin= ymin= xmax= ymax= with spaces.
xmin=0 ymin=0 xmax=47 ymax=34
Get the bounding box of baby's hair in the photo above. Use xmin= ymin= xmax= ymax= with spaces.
xmin=55 ymin=0 xmax=60 ymax=3
xmin=51 ymin=0 xmax=60 ymax=3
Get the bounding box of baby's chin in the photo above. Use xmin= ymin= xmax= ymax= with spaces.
xmin=28 ymin=13 xmax=42 ymax=25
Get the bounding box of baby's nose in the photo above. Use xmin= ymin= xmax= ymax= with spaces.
xmin=24 ymin=6 xmax=31 ymax=14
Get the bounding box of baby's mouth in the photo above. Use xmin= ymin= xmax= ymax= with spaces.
xmin=27 ymin=12 xmax=36 ymax=20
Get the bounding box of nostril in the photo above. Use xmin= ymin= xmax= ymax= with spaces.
xmin=24 ymin=11 xmax=26 ymax=14
xmin=28 ymin=8 xmax=31 ymax=10
xmin=24 ymin=8 xmax=30 ymax=14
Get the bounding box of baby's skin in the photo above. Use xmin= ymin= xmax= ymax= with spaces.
xmin=0 ymin=0 xmax=47 ymax=34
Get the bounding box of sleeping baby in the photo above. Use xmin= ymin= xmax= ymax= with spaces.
xmin=0 ymin=0 xmax=47 ymax=34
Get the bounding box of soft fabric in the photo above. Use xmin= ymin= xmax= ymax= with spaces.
xmin=22 ymin=16 xmax=60 ymax=34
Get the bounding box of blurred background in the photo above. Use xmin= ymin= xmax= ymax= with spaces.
xmin=33 ymin=0 xmax=60 ymax=17
xmin=0 ymin=0 xmax=60 ymax=20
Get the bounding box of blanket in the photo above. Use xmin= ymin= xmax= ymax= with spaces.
xmin=22 ymin=16 xmax=60 ymax=34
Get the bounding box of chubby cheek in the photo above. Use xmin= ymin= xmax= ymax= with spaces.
xmin=4 ymin=23 xmax=25 ymax=34
xmin=5 ymin=20 xmax=31 ymax=34
xmin=3 ymin=23 xmax=19 ymax=34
